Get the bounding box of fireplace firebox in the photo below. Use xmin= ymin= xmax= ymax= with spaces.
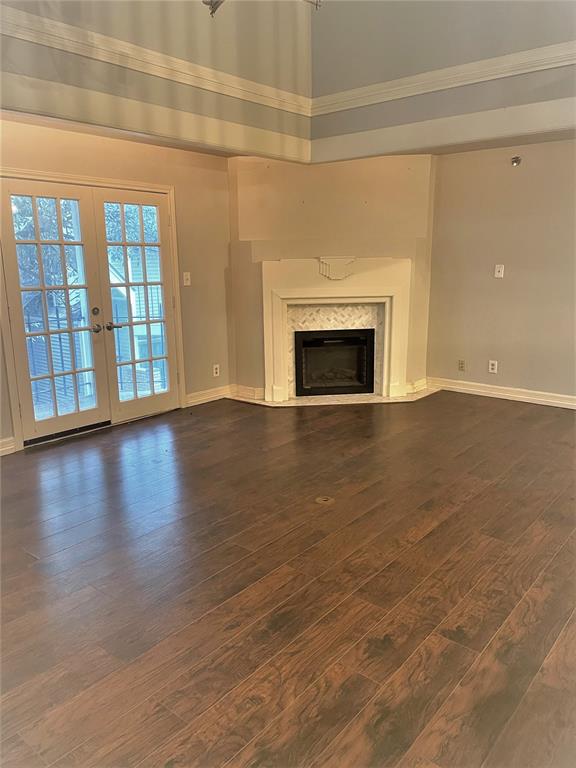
xmin=294 ymin=329 xmax=375 ymax=396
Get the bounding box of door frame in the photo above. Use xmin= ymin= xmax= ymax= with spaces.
xmin=0 ymin=167 xmax=187 ymax=451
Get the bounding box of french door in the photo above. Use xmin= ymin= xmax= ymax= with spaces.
xmin=2 ymin=179 xmax=179 ymax=442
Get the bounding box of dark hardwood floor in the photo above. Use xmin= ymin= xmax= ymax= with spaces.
xmin=1 ymin=391 xmax=574 ymax=768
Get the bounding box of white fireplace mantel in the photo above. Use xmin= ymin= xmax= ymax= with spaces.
xmin=262 ymin=258 xmax=412 ymax=403
xmin=244 ymin=236 xmax=424 ymax=263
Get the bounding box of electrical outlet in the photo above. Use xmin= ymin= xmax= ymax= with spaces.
xmin=494 ymin=264 xmax=505 ymax=279
xmin=488 ymin=360 xmax=498 ymax=374
xmin=212 ymin=363 xmax=220 ymax=378
xmin=457 ymin=359 xmax=466 ymax=372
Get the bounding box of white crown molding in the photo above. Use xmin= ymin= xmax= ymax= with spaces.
xmin=429 ymin=377 xmax=576 ymax=410
xmin=312 ymin=41 xmax=576 ymax=116
xmin=0 ymin=5 xmax=311 ymax=117
xmin=3 ymin=4 xmax=575 ymax=124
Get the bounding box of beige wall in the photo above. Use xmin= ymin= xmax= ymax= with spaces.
xmin=228 ymin=154 xmax=436 ymax=390
xmin=1 ymin=118 xmax=231 ymax=440
xmin=428 ymin=139 xmax=576 ymax=395
xmin=3 ymin=120 xmax=571 ymax=444
xmin=226 ymin=243 xmax=265 ymax=391
xmin=231 ymin=155 xmax=433 ymax=243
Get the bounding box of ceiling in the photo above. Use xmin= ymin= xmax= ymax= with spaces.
xmin=312 ymin=1 xmax=576 ymax=96
xmin=1 ymin=0 xmax=575 ymax=161
xmin=2 ymin=0 xmax=312 ymax=96
xmin=7 ymin=0 xmax=576 ymax=97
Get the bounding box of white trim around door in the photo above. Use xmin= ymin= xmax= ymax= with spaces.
xmin=1 ymin=170 xmax=186 ymax=446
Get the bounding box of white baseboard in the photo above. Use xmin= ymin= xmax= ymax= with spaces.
xmin=407 ymin=378 xmax=429 ymax=395
xmin=185 ymin=384 xmax=265 ymax=407
xmin=183 ymin=378 xmax=576 ymax=411
xmin=9 ymin=380 xmax=566 ymax=447
xmin=388 ymin=379 xmax=430 ymax=397
xmin=185 ymin=385 xmax=234 ymax=407
xmin=0 ymin=437 xmax=17 ymax=455
xmin=230 ymin=385 xmax=265 ymax=403
xmin=429 ymin=377 xmax=576 ymax=410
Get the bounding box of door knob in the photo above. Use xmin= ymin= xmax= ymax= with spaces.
xmin=105 ymin=321 xmax=123 ymax=331
xmin=91 ymin=323 xmax=103 ymax=334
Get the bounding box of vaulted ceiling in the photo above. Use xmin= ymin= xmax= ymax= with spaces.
xmin=312 ymin=1 xmax=576 ymax=95
xmin=2 ymin=0 xmax=575 ymax=161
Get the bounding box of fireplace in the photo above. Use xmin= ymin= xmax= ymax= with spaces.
xmin=294 ymin=329 xmax=375 ymax=396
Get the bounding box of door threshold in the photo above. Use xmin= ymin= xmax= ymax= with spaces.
xmin=23 ymin=421 xmax=112 ymax=448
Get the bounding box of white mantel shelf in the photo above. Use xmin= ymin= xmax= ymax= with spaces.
xmin=236 ymin=237 xmax=424 ymax=262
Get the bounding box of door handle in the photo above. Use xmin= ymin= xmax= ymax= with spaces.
xmin=91 ymin=323 xmax=103 ymax=334
xmin=105 ymin=321 xmax=123 ymax=331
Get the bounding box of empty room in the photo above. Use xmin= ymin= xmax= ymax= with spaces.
xmin=1 ymin=1 xmax=575 ymax=767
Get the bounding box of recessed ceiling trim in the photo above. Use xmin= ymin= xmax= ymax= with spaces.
xmin=312 ymin=41 xmax=576 ymax=116
xmin=3 ymin=5 xmax=576 ymax=123
xmin=311 ymin=97 xmax=576 ymax=162
xmin=0 ymin=72 xmax=310 ymax=162
xmin=0 ymin=5 xmax=311 ymax=116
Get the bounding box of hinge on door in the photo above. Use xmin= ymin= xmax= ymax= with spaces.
xmin=172 ymin=296 xmax=176 ymax=310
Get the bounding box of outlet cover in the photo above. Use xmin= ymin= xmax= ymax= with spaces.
xmin=488 ymin=360 xmax=498 ymax=374
xmin=494 ymin=264 xmax=505 ymax=279
xmin=457 ymin=359 xmax=465 ymax=372
xmin=212 ymin=364 xmax=220 ymax=377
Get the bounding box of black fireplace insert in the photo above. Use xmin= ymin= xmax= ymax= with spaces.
xmin=294 ymin=329 xmax=375 ymax=396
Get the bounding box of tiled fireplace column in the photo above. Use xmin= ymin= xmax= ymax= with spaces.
xmin=287 ymin=303 xmax=385 ymax=398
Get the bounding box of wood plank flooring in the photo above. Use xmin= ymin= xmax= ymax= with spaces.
xmin=1 ymin=391 xmax=574 ymax=767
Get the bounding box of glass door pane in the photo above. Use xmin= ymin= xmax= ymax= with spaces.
xmin=103 ymin=202 xmax=169 ymax=401
xmin=10 ymin=194 xmax=97 ymax=421
xmin=2 ymin=180 xmax=112 ymax=441
xmin=95 ymin=190 xmax=179 ymax=422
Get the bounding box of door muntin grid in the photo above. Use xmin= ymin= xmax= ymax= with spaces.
xmin=104 ymin=202 xmax=169 ymax=402
xmin=10 ymin=195 xmax=97 ymax=421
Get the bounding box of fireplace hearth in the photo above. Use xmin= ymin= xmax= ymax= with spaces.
xmin=295 ymin=329 xmax=375 ymax=396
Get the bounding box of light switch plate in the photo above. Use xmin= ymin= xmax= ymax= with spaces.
xmin=183 ymin=271 xmax=191 ymax=286
xmin=494 ymin=264 xmax=505 ymax=279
